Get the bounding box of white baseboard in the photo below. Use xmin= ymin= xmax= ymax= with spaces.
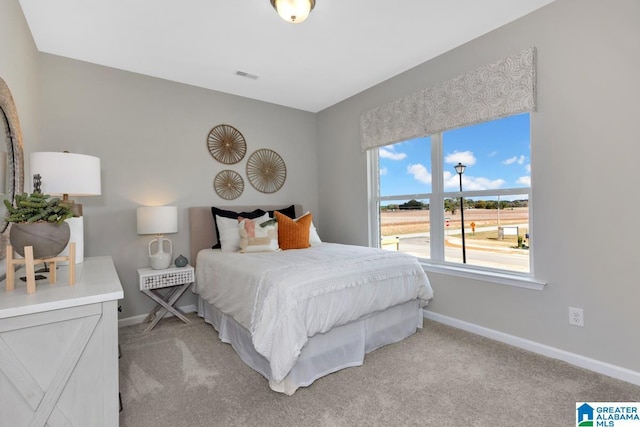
xmin=423 ymin=310 xmax=640 ymax=387
xmin=118 ymin=304 xmax=197 ymax=328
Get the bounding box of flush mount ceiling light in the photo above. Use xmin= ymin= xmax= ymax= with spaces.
xmin=270 ymin=0 xmax=315 ymax=24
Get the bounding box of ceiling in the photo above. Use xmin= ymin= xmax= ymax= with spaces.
xmin=19 ymin=0 xmax=554 ymax=113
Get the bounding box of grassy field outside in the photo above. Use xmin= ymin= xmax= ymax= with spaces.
xmin=381 ymin=207 xmax=529 ymax=249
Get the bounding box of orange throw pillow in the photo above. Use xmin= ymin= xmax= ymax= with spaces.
xmin=275 ymin=211 xmax=311 ymax=250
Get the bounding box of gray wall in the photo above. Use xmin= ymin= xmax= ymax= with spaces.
xmin=34 ymin=55 xmax=318 ymax=318
xmin=0 ymin=1 xmax=39 ymax=139
xmin=0 ymin=0 xmax=39 ymax=175
xmin=317 ymin=0 xmax=640 ymax=373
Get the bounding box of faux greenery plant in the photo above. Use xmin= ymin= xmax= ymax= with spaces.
xmin=4 ymin=192 xmax=74 ymax=225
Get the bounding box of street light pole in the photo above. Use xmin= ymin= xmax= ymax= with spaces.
xmin=455 ymin=162 xmax=467 ymax=264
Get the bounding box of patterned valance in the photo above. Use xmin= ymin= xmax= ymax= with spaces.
xmin=360 ymin=47 xmax=536 ymax=150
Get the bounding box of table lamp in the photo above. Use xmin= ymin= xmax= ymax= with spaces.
xmin=30 ymin=151 xmax=102 ymax=263
xmin=137 ymin=206 xmax=178 ymax=270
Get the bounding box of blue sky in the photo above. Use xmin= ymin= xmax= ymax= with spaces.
xmin=379 ymin=113 xmax=530 ymax=197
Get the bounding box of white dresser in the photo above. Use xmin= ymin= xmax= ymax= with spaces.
xmin=0 ymin=256 xmax=124 ymax=427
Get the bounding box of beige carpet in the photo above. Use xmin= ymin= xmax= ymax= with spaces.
xmin=119 ymin=313 xmax=640 ymax=426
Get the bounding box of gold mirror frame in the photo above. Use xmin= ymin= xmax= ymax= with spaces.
xmin=0 ymin=77 xmax=26 ymax=260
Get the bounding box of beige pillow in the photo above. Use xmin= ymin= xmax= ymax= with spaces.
xmin=239 ymin=217 xmax=279 ymax=253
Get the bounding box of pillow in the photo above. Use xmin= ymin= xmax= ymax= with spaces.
xmin=275 ymin=211 xmax=311 ymax=250
xmin=216 ymin=212 xmax=270 ymax=252
xmin=268 ymin=204 xmax=296 ymax=220
xmin=309 ymin=222 xmax=321 ymax=244
xmin=211 ymin=207 xmax=266 ymax=249
xmin=296 ymin=212 xmax=321 ymax=244
xmin=215 ymin=216 xmax=243 ymax=252
xmin=239 ymin=217 xmax=279 ymax=253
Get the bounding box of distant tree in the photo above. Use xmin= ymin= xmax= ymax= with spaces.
xmin=482 ymin=200 xmax=498 ymax=209
xmin=444 ymin=198 xmax=457 ymax=215
xmin=474 ymin=200 xmax=488 ymax=209
xmin=381 ymin=204 xmax=399 ymax=211
xmin=400 ymin=199 xmax=426 ymax=210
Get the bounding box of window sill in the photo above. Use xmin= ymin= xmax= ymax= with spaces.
xmin=419 ymin=261 xmax=547 ymax=291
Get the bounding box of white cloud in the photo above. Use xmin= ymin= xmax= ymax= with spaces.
xmin=517 ymin=176 xmax=531 ymax=186
xmin=380 ymin=166 xmax=388 ymax=176
xmin=503 ymin=155 xmax=526 ymax=165
xmin=379 ymin=147 xmax=407 ymax=160
xmin=470 ymin=177 xmax=506 ymax=190
xmin=407 ymin=163 xmax=431 ymax=184
xmin=444 ymin=171 xmax=505 ymax=191
xmin=444 ymin=150 xmax=476 ymax=166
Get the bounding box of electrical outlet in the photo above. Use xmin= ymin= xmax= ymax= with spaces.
xmin=569 ymin=307 xmax=584 ymax=327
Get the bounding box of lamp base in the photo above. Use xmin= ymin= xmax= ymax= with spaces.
xmin=59 ymin=216 xmax=84 ymax=264
xmin=148 ymin=236 xmax=172 ymax=269
xmin=149 ymin=251 xmax=172 ymax=270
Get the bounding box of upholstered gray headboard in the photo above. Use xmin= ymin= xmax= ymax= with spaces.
xmin=188 ymin=205 xmax=303 ymax=266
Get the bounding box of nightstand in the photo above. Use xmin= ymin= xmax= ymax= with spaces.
xmin=138 ymin=264 xmax=194 ymax=332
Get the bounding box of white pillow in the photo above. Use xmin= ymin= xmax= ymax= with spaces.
xmin=294 ymin=212 xmax=322 ymax=244
xmin=215 ymin=215 xmax=242 ymax=252
xmin=239 ymin=217 xmax=279 ymax=253
xmin=216 ymin=213 xmax=271 ymax=252
xmin=309 ymin=222 xmax=322 ymax=244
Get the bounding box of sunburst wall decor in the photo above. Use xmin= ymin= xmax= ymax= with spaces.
xmin=246 ymin=149 xmax=286 ymax=194
xmin=207 ymin=124 xmax=247 ymax=164
xmin=214 ymin=170 xmax=244 ymax=200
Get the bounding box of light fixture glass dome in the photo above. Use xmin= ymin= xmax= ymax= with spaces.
xmin=271 ymin=0 xmax=315 ymax=24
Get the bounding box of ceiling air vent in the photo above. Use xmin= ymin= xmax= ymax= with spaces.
xmin=235 ymin=70 xmax=259 ymax=80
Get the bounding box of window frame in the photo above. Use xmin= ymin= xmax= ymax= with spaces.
xmin=369 ymin=125 xmax=546 ymax=291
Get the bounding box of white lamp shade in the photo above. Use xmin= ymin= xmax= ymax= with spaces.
xmin=137 ymin=206 xmax=178 ymax=235
xmin=30 ymin=152 xmax=101 ymax=195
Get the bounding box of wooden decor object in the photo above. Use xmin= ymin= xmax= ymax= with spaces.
xmin=246 ymin=148 xmax=287 ymax=193
xmin=5 ymin=243 xmax=76 ymax=294
xmin=214 ymin=169 xmax=244 ymax=200
xmin=207 ymin=124 xmax=247 ymax=164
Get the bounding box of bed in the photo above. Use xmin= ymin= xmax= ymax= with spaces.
xmin=189 ymin=205 xmax=433 ymax=395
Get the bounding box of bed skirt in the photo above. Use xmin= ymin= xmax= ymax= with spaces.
xmin=197 ymin=297 xmax=423 ymax=395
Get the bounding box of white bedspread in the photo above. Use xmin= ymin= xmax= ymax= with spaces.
xmin=194 ymin=243 xmax=433 ymax=382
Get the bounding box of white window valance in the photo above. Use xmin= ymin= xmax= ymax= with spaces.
xmin=360 ymin=47 xmax=536 ymax=151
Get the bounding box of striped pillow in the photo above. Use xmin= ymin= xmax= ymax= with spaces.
xmin=275 ymin=211 xmax=311 ymax=250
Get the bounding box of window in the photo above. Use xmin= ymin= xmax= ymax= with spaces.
xmin=373 ymin=113 xmax=533 ymax=278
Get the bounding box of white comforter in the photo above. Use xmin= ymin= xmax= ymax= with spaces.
xmin=194 ymin=243 xmax=433 ymax=382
